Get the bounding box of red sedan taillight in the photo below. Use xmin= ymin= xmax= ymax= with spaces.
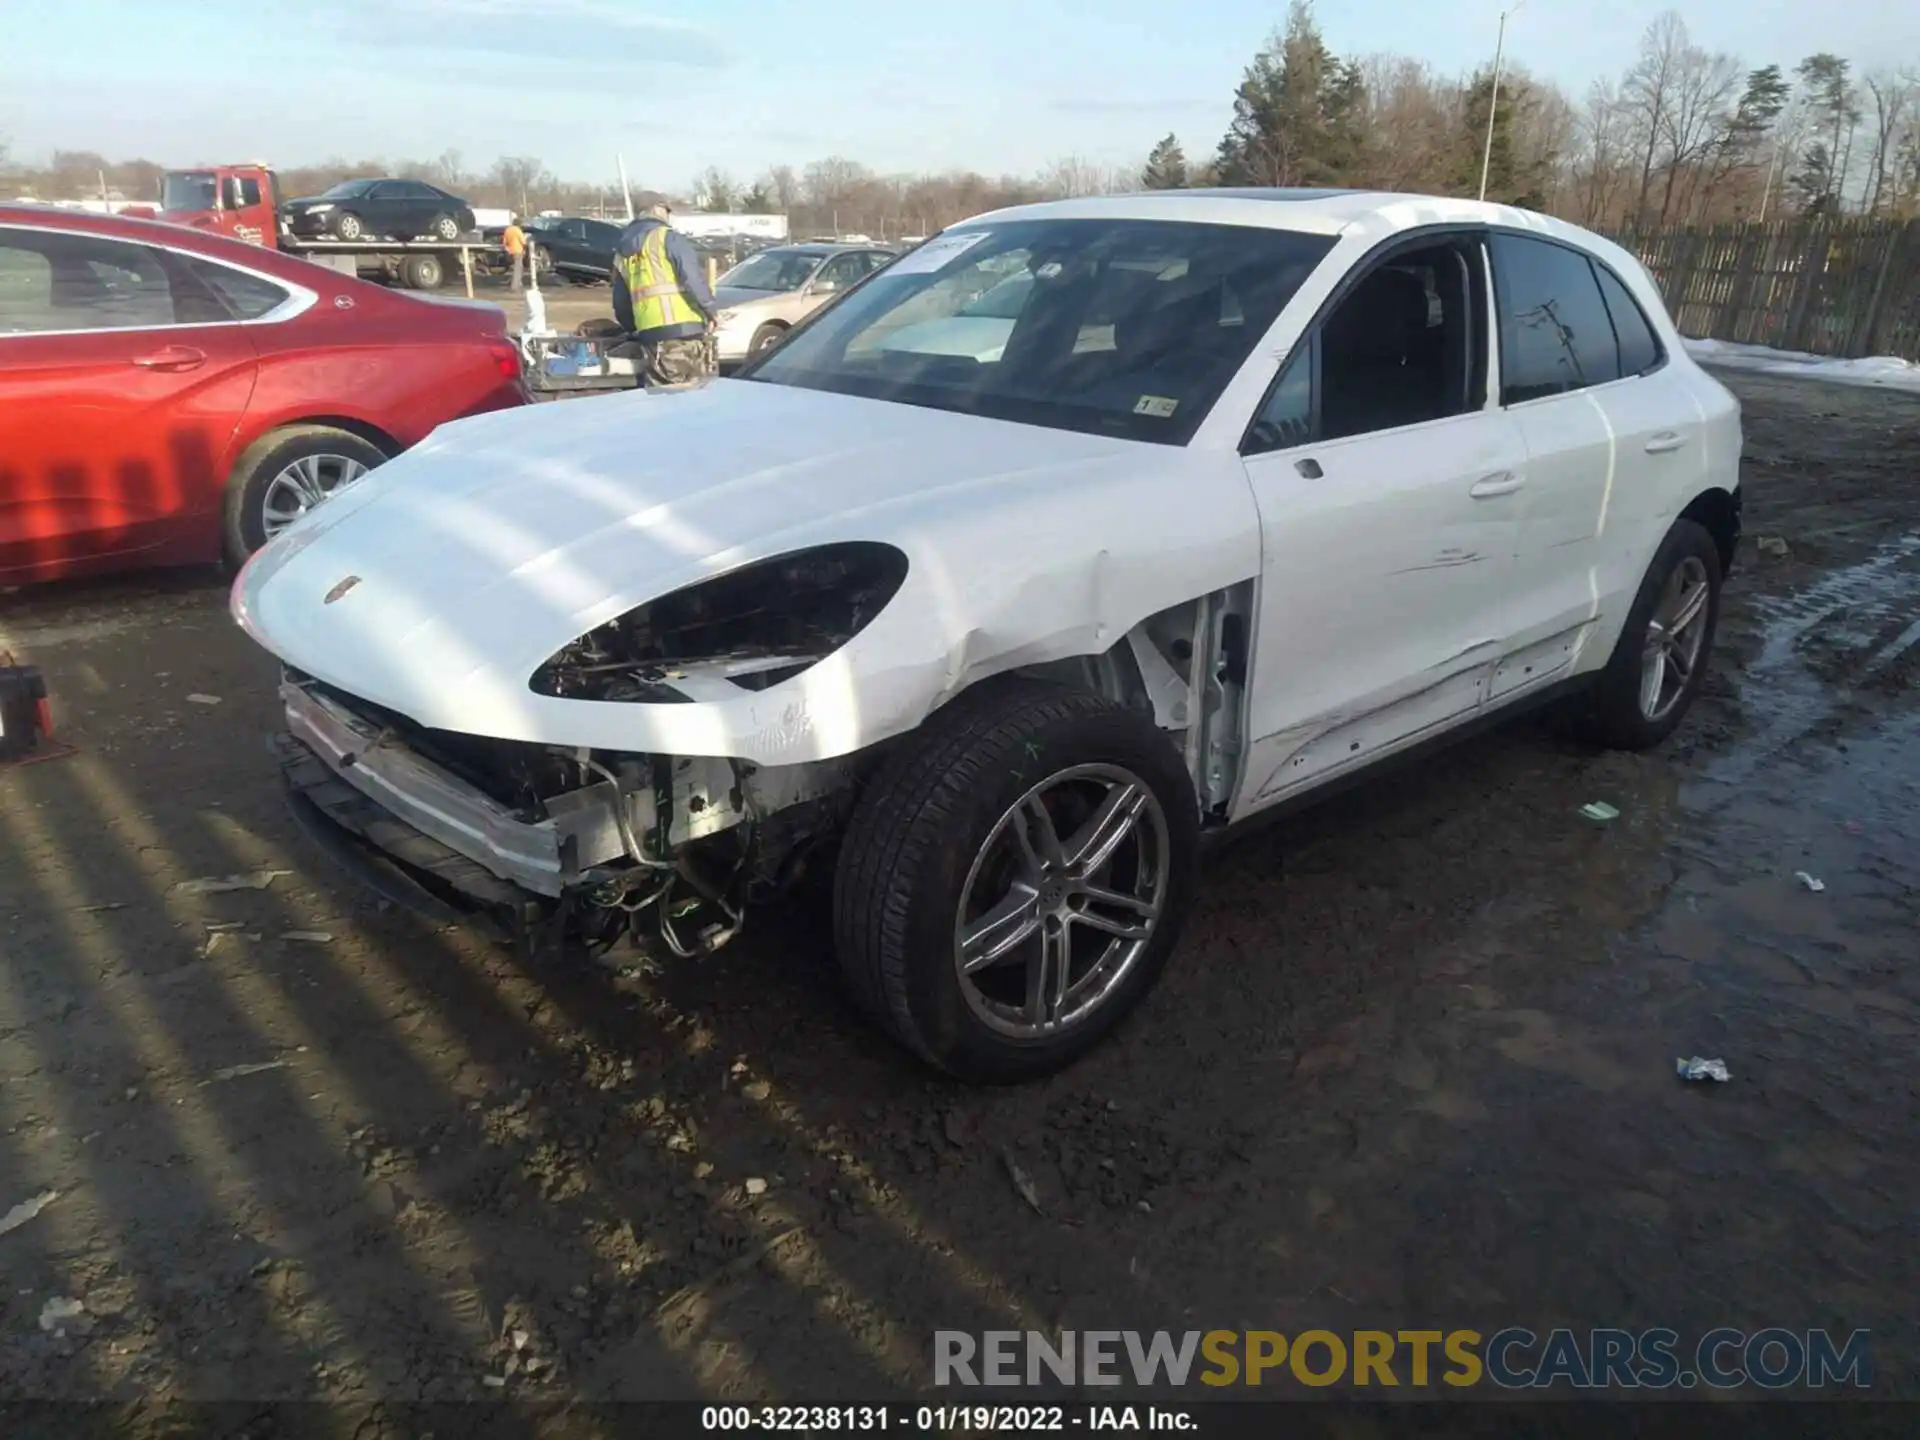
xmin=486 ymin=340 xmax=522 ymax=380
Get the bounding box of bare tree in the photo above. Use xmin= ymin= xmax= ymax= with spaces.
xmin=1351 ymin=54 xmax=1459 ymax=192
xmin=691 ymin=165 xmax=738 ymax=212
xmin=1861 ymin=69 xmax=1919 ymax=214
xmin=1569 ymin=79 xmax=1633 ymax=226
xmin=488 ymin=155 xmax=553 ymax=217
xmin=1038 ymin=154 xmax=1127 ymax=198
xmin=1652 ymin=39 xmax=1742 ymax=224
xmin=765 ymin=164 xmax=799 ymax=214
xmin=1620 ymin=13 xmax=1690 ymax=225
xmin=430 ymin=149 xmax=467 ymax=190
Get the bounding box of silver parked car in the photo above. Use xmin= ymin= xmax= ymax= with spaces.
xmin=709 ymin=243 xmax=896 ymax=362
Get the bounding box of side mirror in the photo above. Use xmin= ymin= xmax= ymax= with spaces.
xmin=811 ymin=277 xmax=841 ymax=295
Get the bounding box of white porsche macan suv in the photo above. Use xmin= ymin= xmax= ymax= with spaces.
xmin=234 ymin=188 xmax=1742 ymax=1082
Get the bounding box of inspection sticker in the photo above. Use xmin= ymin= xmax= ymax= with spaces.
xmin=887 ymin=230 xmax=992 ymax=276
xmin=1133 ymin=394 xmax=1180 ymax=418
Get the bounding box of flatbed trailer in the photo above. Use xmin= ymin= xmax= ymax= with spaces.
xmin=279 ymin=235 xmax=506 ymax=294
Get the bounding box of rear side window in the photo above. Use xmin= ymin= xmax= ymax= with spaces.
xmin=1595 ymin=265 xmax=1663 ymax=377
xmin=1489 ymin=233 xmax=1619 ymax=404
xmin=178 ymin=255 xmax=292 ymax=320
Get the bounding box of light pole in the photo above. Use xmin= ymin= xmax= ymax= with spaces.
xmin=1478 ymin=0 xmax=1529 ymax=203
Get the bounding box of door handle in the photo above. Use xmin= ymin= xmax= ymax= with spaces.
xmin=131 ymin=346 xmax=207 ymax=372
xmin=1294 ymin=457 xmax=1323 ymax=479
xmin=1644 ymin=431 xmax=1687 ymax=454
xmin=1469 ymin=470 xmax=1526 ymax=498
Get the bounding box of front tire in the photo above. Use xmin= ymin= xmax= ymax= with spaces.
xmin=222 ymin=426 xmax=388 ymax=567
xmin=331 ymin=211 xmax=366 ymax=242
xmin=1571 ymin=518 xmax=1723 ymax=750
xmin=833 ymin=681 xmax=1199 ymax=1083
xmin=748 ymin=322 xmax=787 ymax=357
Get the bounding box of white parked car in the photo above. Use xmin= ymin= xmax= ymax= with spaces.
xmin=233 ymin=188 xmax=1742 ymax=1082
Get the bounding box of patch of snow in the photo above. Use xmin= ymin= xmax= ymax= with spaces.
xmin=1684 ymin=337 xmax=1920 ymax=394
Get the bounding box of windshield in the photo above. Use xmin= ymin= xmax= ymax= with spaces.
xmin=320 ymin=180 xmax=375 ymax=200
xmin=161 ymin=172 xmax=217 ymax=212
xmin=719 ymin=249 xmax=823 ymax=293
xmin=742 ymin=219 xmax=1335 ymax=445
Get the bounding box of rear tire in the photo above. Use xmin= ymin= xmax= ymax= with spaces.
xmin=222 ymin=426 xmax=389 ymax=568
xmin=1569 ymin=518 xmax=1722 ymax=750
xmin=400 ymin=254 xmax=445 ymax=290
xmin=331 ymin=211 xmax=366 ymax=242
xmin=749 ymin=322 xmax=787 ymax=357
xmin=428 ymin=213 xmax=460 ymax=241
xmin=833 ymin=681 xmax=1199 ymax=1083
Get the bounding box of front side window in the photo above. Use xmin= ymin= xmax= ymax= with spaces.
xmin=0 ymin=230 xmax=180 ymax=333
xmin=719 ymin=248 xmax=822 ymax=293
xmin=1489 ymin=233 xmax=1619 ymax=404
xmin=162 ymin=172 xmax=217 ymax=212
xmin=1245 ymin=239 xmax=1485 ymax=454
xmin=744 ymin=218 xmax=1335 ymax=445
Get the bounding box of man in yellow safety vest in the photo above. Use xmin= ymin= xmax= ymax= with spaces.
xmin=611 ymin=191 xmax=719 ymax=385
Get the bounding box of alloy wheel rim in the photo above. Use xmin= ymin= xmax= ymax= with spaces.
xmin=261 ymin=454 xmax=369 ymax=538
xmin=1639 ymin=555 xmax=1711 ymax=720
xmin=953 ymin=762 xmax=1171 ymax=1039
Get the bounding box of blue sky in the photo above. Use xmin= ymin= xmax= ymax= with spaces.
xmin=3 ymin=0 xmax=1916 ymax=192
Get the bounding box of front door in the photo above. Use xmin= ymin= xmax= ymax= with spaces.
xmin=1235 ymin=237 xmax=1525 ymax=815
xmin=0 ymin=225 xmax=258 ymax=583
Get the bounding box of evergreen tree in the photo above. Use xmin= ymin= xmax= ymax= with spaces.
xmin=1214 ymin=0 xmax=1364 ymax=188
xmin=1457 ymin=68 xmax=1551 ymax=207
xmin=1729 ymin=64 xmax=1791 ymax=153
xmin=1794 ymin=53 xmax=1858 ymax=208
xmin=1141 ymin=134 xmax=1190 ymax=189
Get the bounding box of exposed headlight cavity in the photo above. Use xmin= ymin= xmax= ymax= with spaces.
xmin=530 ymin=542 xmax=909 ymax=704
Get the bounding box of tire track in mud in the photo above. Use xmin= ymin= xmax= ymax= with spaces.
xmin=1703 ymin=532 xmax=1920 ymax=791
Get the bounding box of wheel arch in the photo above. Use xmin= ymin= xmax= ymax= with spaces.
xmin=1678 ymin=485 xmax=1742 ymax=578
xmin=231 ymin=415 xmax=401 ymax=474
xmin=1001 ymin=581 xmax=1256 ymax=822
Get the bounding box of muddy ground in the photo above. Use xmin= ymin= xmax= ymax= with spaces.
xmin=0 ymin=370 xmax=1916 ymax=1420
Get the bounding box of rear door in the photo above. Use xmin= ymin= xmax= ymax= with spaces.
xmin=1582 ymin=263 xmax=1707 ymax=610
xmin=556 ymin=220 xmax=592 ymax=269
xmin=805 ymin=252 xmax=869 ymax=313
xmin=367 ymin=182 xmax=411 ymax=238
xmin=1486 ymin=232 xmax=1632 ymax=695
xmin=0 ymin=225 xmax=260 ymax=583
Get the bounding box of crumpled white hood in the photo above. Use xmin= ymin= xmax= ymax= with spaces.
xmin=234 ymin=378 xmax=1261 ymax=763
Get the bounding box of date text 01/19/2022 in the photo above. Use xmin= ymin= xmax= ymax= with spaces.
xmin=701 ymin=1404 xmax=1193 ymax=1431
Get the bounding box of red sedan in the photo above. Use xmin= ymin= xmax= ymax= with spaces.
xmin=0 ymin=204 xmax=526 ymax=586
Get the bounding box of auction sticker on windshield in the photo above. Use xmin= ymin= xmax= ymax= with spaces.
xmin=888 ymin=231 xmax=992 ymax=276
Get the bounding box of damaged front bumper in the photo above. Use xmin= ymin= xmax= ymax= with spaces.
xmin=275 ymin=677 xmax=856 ymax=926
xmin=278 ymin=679 xmax=658 ymax=905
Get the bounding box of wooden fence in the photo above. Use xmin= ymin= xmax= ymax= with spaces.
xmin=1608 ymin=218 xmax=1920 ymax=361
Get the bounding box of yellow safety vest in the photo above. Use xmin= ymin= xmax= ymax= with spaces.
xmin=620 ymin=225 xmax=702 ymax=331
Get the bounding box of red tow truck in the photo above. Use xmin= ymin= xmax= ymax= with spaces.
xmin=147 ymin=162 xmax=500 ymax=291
